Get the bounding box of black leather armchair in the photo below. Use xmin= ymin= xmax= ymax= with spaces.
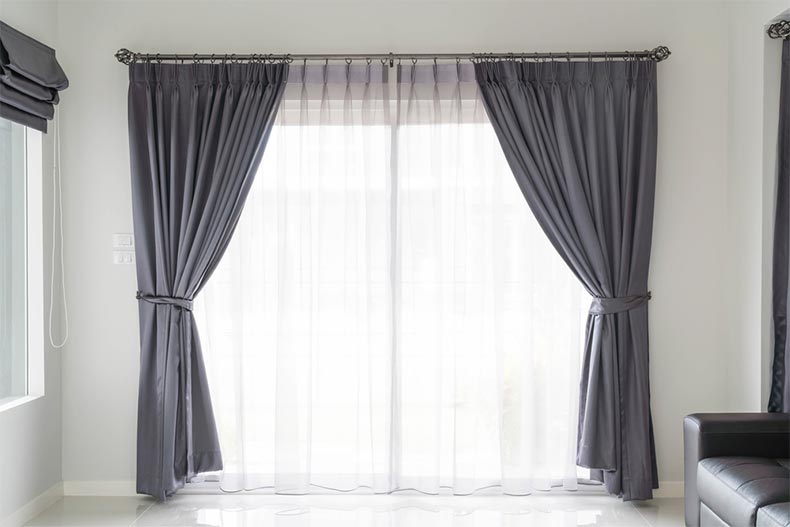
xmin=684 ymin=413 xmax=790 ymax=526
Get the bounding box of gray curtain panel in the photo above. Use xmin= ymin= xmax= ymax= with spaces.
xmin=474 ymin=59 xmax=658 ymax=501
xmin=0 ymin=20 xmax=68 ymax=132
xmin=127 ymin=61 xmax=288 ymax=499
xmin=769 ymin=39 xmax=790 ymax=413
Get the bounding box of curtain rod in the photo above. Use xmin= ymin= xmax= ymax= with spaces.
xmin=114 ymin=46 xmax=671 ymax=66
xmin=768 ymin=20 xmax=789 ymax=39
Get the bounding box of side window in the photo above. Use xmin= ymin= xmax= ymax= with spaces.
xmin=0 ymin=118 xmax=28 ymax=402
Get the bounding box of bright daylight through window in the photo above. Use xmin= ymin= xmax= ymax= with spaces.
xmin=0 ymin=117 xmax=27 ymax=403
xmin=194 ymin=65 xmax=591 ymax=495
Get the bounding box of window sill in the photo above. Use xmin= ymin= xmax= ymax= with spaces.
xmin=0 ymin=394 xmax=43 ymax=414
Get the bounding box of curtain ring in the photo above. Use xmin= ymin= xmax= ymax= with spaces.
xmin=345 ymin=57 xmax=353 ymax=65
xmin=412 ymin=57 xmax=418 ymax=65
xmin=366 ymin=57 xmax=372 ymax=65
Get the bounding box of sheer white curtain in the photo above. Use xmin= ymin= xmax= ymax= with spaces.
xmin=194 ymin=62 xmax=588 ymax=495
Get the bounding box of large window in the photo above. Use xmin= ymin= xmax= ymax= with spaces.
xmin=0 ymin=118 xmax=28 ymax=402
xmin=195 ymin=64 xmax=589 ymax=494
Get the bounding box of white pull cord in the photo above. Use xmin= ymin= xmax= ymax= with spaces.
xmin=49 ymin=109 xmax=68 ymax=349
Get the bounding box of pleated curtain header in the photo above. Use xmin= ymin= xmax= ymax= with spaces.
xmin=0 ymin=21 xmax=69 ymax=133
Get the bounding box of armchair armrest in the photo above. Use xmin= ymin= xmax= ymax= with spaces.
xmin=683 ymin=413 xmax=790 ymax=526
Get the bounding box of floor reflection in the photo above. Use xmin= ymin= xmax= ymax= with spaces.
xmin=26 ymin=494 xmax=684 ymax=526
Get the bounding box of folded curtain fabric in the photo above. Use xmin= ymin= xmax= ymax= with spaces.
xmin=0 ymin=21 xmax=68 ymax=132
xmin=127 ymin=61 xmax=288 ymax=500
xmin=769 ymin=38 xmax=790 ymax=413
xmin=474 ymin=59 xmax=659 ymax=500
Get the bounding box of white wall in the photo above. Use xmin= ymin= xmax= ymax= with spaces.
xmin=53 ymin=0 xmax=784 ymax=490
xmin=0 ymin=1 xmax=63 ymax=521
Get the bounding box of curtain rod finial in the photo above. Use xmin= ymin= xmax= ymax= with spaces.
xmin=649 ymin=46 xmax=671 ymax=62
xmin=115 ymin=48 xmax=134 ymax=65
xmin=768 ymin=20 xmax=790 ymax=39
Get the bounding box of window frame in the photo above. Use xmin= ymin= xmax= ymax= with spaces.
xmin=0 ymin=124 xmax=45 ymax=412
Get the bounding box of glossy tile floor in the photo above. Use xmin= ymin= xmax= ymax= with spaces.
xmin=25 ymin=494 xmax=684 ymax=526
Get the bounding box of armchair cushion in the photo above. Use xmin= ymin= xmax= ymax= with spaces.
xmin=757 ymin=503 xmax=790 ymax=527
xmin=697 ymin=457 xmax=790 ymax=527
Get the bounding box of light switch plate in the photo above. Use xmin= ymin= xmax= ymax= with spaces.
xmin=112 ymin=233 xmax=134 ymax=248
xmin=113 ymin=250 xmax=135 ymax=265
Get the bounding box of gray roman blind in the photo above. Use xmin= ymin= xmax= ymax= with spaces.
xmin=0 ymin=21 xmax=68 ymax=133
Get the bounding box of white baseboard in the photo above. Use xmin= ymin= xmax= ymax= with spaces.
xmin=63 ymin=480 xmax=137 ymax=497
xmin=1 ymin=482 xmax=63 ymax=527
xmin=654 ymin=481 xmax=684 ymax=498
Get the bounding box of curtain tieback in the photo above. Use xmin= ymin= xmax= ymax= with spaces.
xmin=136 ymin=291 xmax=194 ymax=311
xmin=589 ymin=292 xmax=651 ymax=315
